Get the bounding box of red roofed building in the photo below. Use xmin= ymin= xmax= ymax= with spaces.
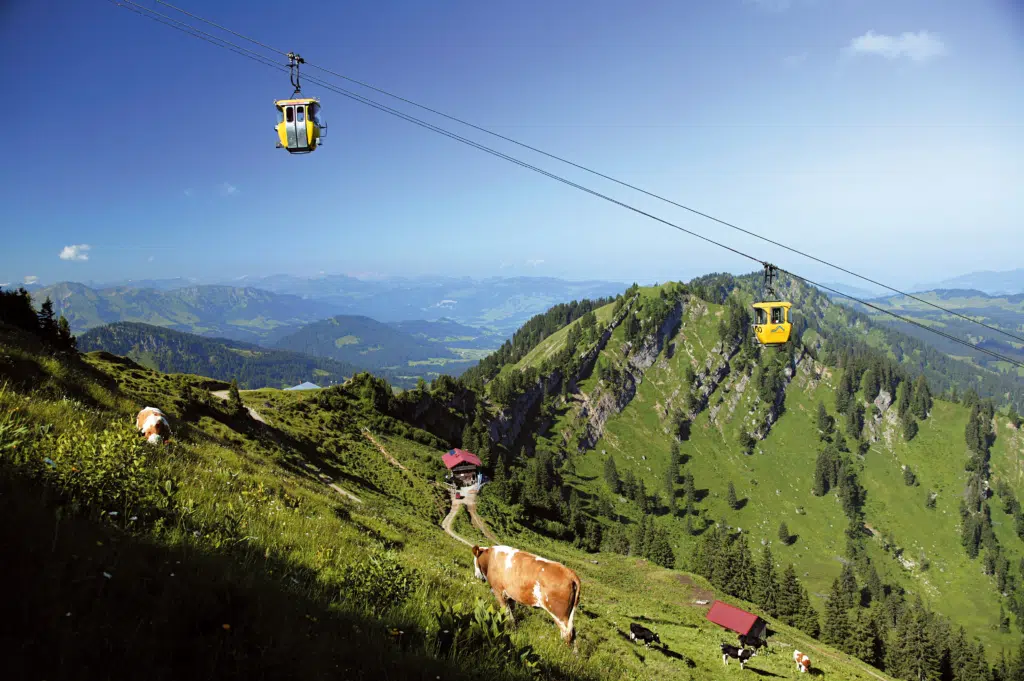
xmin=442 ymin=448 xmax=482 ymax=486
xmin=705 ymin=600 xmax=767 ymax=641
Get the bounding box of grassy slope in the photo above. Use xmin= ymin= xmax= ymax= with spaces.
xmin=0 ymin=326 xmax=895 ymax=681
xmin=563 ymin=290 xmax=1022 ymax=657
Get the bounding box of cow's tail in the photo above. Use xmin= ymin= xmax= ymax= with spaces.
xmin=567 ymin=573 xmax=582 ymax=644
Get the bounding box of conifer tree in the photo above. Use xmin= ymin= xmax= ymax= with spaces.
xmin=912 ymin=375 xmax=932 ymax=420
xmin=37 ymin=296 xmax=57 ymax=339
xmin=683 ymin=472 xmax=696 ymax=505
xmin=727 ymin=482 xmax=740 ymax=510
xmin=797 ymin=589 xmax=821 ymax=638
xmin=865 ymin=565 xmax=885 ymax=605
xmin=836 ymin=370 xmax=855 ymax=415
xmin=228 ymin=379 xmax=246 ymax=417
xmin=755 ymin=545 xmax=780 ymax=617
xmin=817 ymin=401 xmax=835 ymax=440
xmin=822 ymin=578 xmax=852 ymax=647
xmin=730 ymin=535 xmax=754 ymax=601
xmin=778 ymin=564 xmax=802 ymax=621
xmin=56 ymin=315 xmax=76 ymax=350
xmin=604 ymin=455 xmax=621 ymax=494
xmin=902 ymin=410 xmax=919 ymax=441
xmin=896 ymin=381 xmax=911 ymax=418
xmin=778 ymin=521 xmax=791 ymax=545
xmin=849 ymin=609 xmax=880 ymax=665
xmin=838 ymin=562 xmax=860 ymax=609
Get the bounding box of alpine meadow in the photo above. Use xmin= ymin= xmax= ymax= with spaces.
xmin=3 ymin=270 xmax=1023 ymax=681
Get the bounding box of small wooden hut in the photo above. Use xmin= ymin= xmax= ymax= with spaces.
xmin=705 ymin=600 xmax=767 ymax=644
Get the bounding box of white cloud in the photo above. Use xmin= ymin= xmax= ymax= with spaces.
xmin=0 ymin=282 xmax=10 ymax=288
xmin=219 ymin=182 xmax=239 ymax=197
xmin=845 ymin=30 xmax=946 ymax=63
xmin=183 ymin=188 xmax=194 ymax=198
xmin=147 ymin=256 xmax=155 ymax=263
xmin=23 ymin=275 xmax=38 ymax=285
xmin=783 ymin=52 xmax=808 ymax=66
xmin=59 ymin=244 xmax=91 ymax=261
xmin=526 ymin=259 xmax=545 ymax=267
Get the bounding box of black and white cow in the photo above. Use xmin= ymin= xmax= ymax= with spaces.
xmin=628 ymin=622 xmax=661 ymax=648
xmin=721 ymin=643 xmax=757 ymax=669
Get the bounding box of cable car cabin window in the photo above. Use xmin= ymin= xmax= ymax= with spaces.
xmin=311 ymin=103 xmax=323 ymax=126
xmin=276 ymin=108 xmax=284 ymax=124
xmin=285 ymin=107 xmax=294 ymax=123
xmin=296 ymin=106 xmax=305 ymax=122
xmin=771 ymin=307 xmax=784 ymax=324
xmin=754 ymin=308 xmax=768 ymax=325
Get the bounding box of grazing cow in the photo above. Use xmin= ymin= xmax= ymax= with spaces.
xmin=794 ymin=650 xmax=811 ymax=674
xmin=721 ymin=643 xmax=757 ymax=669
xmin=136 ymin=406 xmax=171 ymax=445
xmin=471 ymin=545 xmax=581 ymax=646
xmin=629 ymin=622 xmax=661 ymax=648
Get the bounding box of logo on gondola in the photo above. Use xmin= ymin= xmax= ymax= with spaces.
xmin=772 ymin=325 xmax=785 ymax=332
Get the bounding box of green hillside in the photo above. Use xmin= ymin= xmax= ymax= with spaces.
xmin=274 ymin=314 xmax=482 ymax=384
xmin=77 ymin=321 xmax=393 ymax=389
xmin=2 ymin=305 xmax=908 ymax=681
xmin=462 ymin=276 xmax=1024 ymax=676
xmin=31 ymin=281 xmax=336 ymax=343
xmin=840 ymin=289 xmax=1024 ymax=378
xmin=3 ymin=276 xmax=1023 ymax=681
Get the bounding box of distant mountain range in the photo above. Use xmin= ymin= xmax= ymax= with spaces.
xmin=77 ymin=322 xmax=390 ymax=389
xmin=918 ymin=268 xmax=1024 ymax=296
xmin=30 ymin=282 xmax=335 ymax=344
xmin=17 ymin=275 xmax=628 ymax=342
xmin=273 ymin=315 xmax=485 ymax=383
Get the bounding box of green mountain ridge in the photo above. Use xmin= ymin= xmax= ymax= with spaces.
xmin=77 ymin=321 xmax=393 ymax=389
xmin=2 ymin=273 xmax=1024 ymax=681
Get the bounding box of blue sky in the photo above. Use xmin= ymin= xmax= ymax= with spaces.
xmin=1 ymin=0 xmax=1022 ymax=290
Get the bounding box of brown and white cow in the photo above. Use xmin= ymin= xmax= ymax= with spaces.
xmin=136 ymin=406 xmax=171 ymax=445
xmin=471 ymin=544 xmax=581 ymax=646
xmin=794 ymin=649 xmax=811 ymax=673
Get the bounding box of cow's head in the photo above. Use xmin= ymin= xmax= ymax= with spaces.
xmin=471 ymin=545 xmax=490 ymax=582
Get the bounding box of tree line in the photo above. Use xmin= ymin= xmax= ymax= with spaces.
xmin=0 ymin=287 xmax=76 ymax=351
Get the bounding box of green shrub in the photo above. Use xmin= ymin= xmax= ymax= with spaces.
xmin=338 ymin=549 xmax=419 ymax=611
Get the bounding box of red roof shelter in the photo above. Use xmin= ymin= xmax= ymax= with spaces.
xmin=705 ymin=600 xmax=767 ymax=640
xmin=442 ymin=449 xmax=482 ymax=470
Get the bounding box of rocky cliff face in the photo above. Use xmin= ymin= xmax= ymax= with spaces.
xmin=750 ymin=351 xmax=808 ymax=442
xmin=486 ymin=294 xmax=640 ymax=450
xmin=574 ymin=299 xmax=685 ymax=451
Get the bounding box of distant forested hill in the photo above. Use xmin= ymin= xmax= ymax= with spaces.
xmin=78 ymin=322 xmax=387 ymax=389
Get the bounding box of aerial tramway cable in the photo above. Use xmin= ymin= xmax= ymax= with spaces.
xmin=107 ymin=0 xmax=1024 ymax=370
xmin=148 ymin=0 xmax=1024 ymax=348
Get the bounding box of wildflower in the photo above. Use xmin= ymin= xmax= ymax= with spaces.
xmin=102 ymin=572 xmax=112 ymax=579
xmin=222 ymin=624 xmax=231 ymax=630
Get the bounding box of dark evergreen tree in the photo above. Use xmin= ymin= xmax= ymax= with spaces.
xmin=728 ymin=482 xmax=740 ymax=510
xmin=36 ymin=297 xmax=57 ymax=339
xmin=865 ymin=564 xmax=885 ymax=605
xmin=227 ymin=378 xmax=246 ymax=417
xmin=730 ymin=535 xmax=754 ymax=602
xmin=604 ymin=455 xmax=621 ymax=495
xmin=56 ymin=315 xmax=76 ymax=350
xmin=836 ymin=369 xmax=855 ymax=414
xmin=778 ymin=564 xmax=802 ymax=622
xmin=902 ymin=410 xmax=919 ymax=441
xmin=778 ymin=521 xmax=792 ymax=545
xmin=669 ymin=441 xmax=681 ymax=482
xmin=822 ymin=578 xmax=852 ymax=648
xmin=912 ymin=375 xmax=932 ymax=420
xmin=817 ymin=401 xmax=835 ymax=440
xmin=849 ymin=609 xmax=880 ymax=666
xmin=755 ymin=545 xmax=780 ymax=617
xmin=838 ymin=563 xmax=859 ymax=609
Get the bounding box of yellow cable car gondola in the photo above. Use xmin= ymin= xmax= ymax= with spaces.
xmin=751 ymin=263 xmax=792 ymax=347
xmin=274 ymin=53 xmax=325 ymax=154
